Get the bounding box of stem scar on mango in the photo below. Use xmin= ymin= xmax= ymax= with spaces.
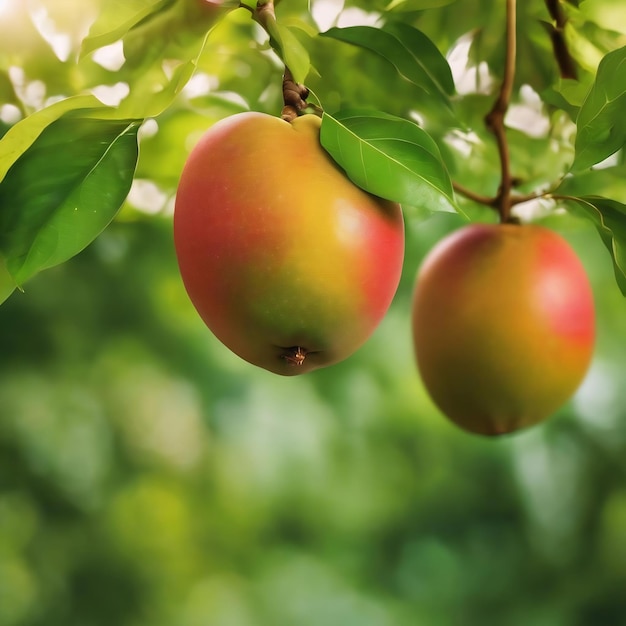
xmin=282 ymin=346 xmax=307 ymax=366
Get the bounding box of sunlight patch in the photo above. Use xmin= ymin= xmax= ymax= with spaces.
xmin=92 ymin=41 xmax=125 ymax=71
xmin=29 ymin=5 xmax=72 ymax=61
xmin=127 ymin=179 xmax=169 ymax=215
xmin=91 ymin=82 xmax=130 ymax=107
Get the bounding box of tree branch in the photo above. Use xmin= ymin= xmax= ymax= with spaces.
xmin=248 ymin=0 xmax=310 ymax=121
xmin=453 ymin=183 xmax=544 ymax=214
xmin=545 ymin=0 xmax=578 ymax=80
xmin=450 ymin=1 xmax=523 ymax=221
xmin=452 ymin=182 xmax=495 ymax=207
xmin=483 ymin=0 xmax=517 ymax=223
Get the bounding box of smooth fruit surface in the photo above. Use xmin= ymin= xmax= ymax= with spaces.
xmin=412 ymin=223 xmax=595 ymax=435
xmin=174 ymin=112 xmax=404 ymax=375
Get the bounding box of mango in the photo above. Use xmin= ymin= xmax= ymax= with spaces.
xmin=174 ymin=112 xmax=404 ymax=375
xmin=412 ymin=223 xmax=595 ymax=435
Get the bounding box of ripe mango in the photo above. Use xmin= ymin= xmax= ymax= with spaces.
xmin=412 ymin=223 xmax=595 ymax=435
xmin=174 ymin=112 xmax=404 ymax=374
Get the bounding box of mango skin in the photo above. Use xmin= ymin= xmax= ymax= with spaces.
xmin=412 ymin=224 xmax=595 ymax=435
xmin=174 ymin=112 xmax=404 ymax=375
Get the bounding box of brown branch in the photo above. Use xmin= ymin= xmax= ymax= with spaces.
xmin=451 ymin=1 xmax=521 ymax=220
xmin=510 ymin=190 xmax=545 ymax=206
xmin=249 ymin=0 xmax=311 ymax=121
xmin=483 ymin=0 xmax=517 ymax=223
xmin=453 ymin=183 xmax=544 ymax=213
xmin=452 ymin=182 xmax=495 ymax=207
xmin=544 ymin=0 xmax=577 ymax=79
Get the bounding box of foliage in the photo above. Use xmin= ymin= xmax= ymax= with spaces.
xmin=1 ymin=0 xmax=626 ymax=624
xmin=1 ymin=0 xmax=626 ymax=301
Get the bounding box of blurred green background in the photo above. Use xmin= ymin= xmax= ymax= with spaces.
xmin=2 ymin=1 xmax=626 ymax=625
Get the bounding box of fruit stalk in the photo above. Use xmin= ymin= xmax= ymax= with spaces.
xmin=484 ymin=0 xmax=517 ymax=224
xmin=247 ymin=0 xmax=313 ymax=121
xmin=451 ymin=0 xmax=547 ymax=220
xmin=281 ymin=68 xmax=310 ymax=122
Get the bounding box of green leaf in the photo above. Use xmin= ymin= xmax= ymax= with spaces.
xmin=573 ymin=46 xmax=626 ymax=171
xmin=320 ymin=109 xmax=456 ymax=213
xmin=382 ymin=22 xmax=455 ymax=96
xmin=578 ymin=1 xmax=626 ymax=35
xmin=0 ymin=254 xmax=16 ymax=305
xmin=80 ymin=0 xmax=173 ymax=57
xmin=0 ymin=117 xmax=140 ymax=286
xmin=0 ymin=69 xmax=19 ymax=107
xmin=563 ymin=21 xmax=604 ymax=75
xmin=105 ymin=0 xmax=228 ymax=119
xmin=274 ymin=23 xmax=311 ymax=84
xmin=259 ymin=13 xmax=311 ymax=84
xmin=321 ymin=26 xmax=453 ymax=108
xmin=0 ymin=95 xmax=104 ymax=184
xmin=565 ymin=195 xmax=626 ymax=295
xmin=386 ymin=0 xmax=458 ymax=11
xmin=135 ymin=95 xmax=249 ymax=186
xmin=78 ymin=0 xmax=233 ymax=120
xmin=118 ymin=59 xmax=199 ymax=120
xmin=556 ymin=166 xmax=626 ymax=204
xmin=541 ymin=79 xmax=588 ymax=120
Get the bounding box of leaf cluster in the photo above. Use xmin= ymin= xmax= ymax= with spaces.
xmin=2 ymin=0 xmax=626 ymax=301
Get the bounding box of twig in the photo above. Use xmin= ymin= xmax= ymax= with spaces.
xmin=451 ymin=1 xmax=523 ymax=221
xmin=484 ymin=0 xmax=517 ymax=223
xmin=247 ymin=0 xmax=311 ymax=121
xmin=545 ymin=0 xmax=577 ymax=79
xmin=453 ymin=181 xmax=544 ymax=211
xmin=452 ymin=182 xmax=495 ymax=207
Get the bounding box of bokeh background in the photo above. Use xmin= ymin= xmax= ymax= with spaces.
xmin=2 ymin=1 xmax=626 ymax=625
